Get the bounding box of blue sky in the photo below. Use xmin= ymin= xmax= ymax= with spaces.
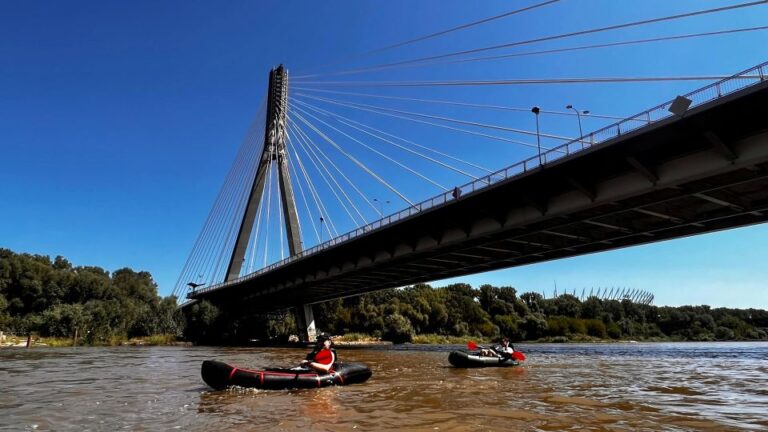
xmin=2 ymin=1 xmax=767 ymax=308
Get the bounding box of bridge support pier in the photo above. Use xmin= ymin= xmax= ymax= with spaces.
xmin=294 ymin=304 xmax=317 ymax=343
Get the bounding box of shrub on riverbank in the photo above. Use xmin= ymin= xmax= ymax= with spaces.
xmin=43 ymin=337 xmax=76 ymax=347
xmin=334 ymin=332 xmax=376 ymax=342
xmin=141 ymin=334 xmax=177 ymax=345
xmin=412 ymin=334 xmax=484 ymax=345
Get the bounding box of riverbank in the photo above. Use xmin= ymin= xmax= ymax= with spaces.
xmin=337 ymin=332 xmax=753 ymax=345
xmin=3 ymin=331 xmax=760 ymax=348
xmin=0 ymin=334 xmax=191 ymax=348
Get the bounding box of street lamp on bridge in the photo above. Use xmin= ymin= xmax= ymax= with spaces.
xmin=319 ymin=216 xmax=325 ymax=243
xmin=373 ymin=198 xmax=390 ymax=218
xmin=531 ymin=106 xmax=542 ymax=165
xmin=566 ymin=104 xmax=589 ymax=147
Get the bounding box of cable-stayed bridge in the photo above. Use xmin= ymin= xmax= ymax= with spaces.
xmin=174 ymin=2 xmax=768 ymax=341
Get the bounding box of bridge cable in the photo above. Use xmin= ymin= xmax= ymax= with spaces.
xmin=289 ymin=119 xmax=365 ymax=229
xmin=225 ymin=139 xmax=269 ymax=278
xmin=206 ymin=115 xmax=268 ymax=283
xmin=292 ymin=103 xmax=449 ymax=191
xmin=286 ymin=121 xmax=340 ymax=238
xmin=262 ymin=153 xmax=275 ymax=268
xmin=294 ymin=75 xmax=764 ymax=88
xmin=292 ymin=123 xmax=380 ymax=220
xmin=293 ymin=112 xmax=417 ymax=208
xmin=293 ymin=1 xmax=768 ymax=79
xmin=296 ymin=25 xmax=768 ymax=79
xmin=288 ymin=132 xmax=338 ymax=240
xmin=174 ymin=98 xmax=267 ymax=296
xmin=291 ymin=99 xmax=496 ymax=174
xmin=211 ymin=132 xmax=266 ymax=280
xmin=276 ymin=155 xmax=286 ymax=261
xmin=427 ymin=25 xmax=768 ymax=70
xmin=181 ymin=119 xmax=261 ymax=292
xmin=298 ymin=99 xmax=482 ymax=180
xmin=243 ymin=146 xmax=268 ymax=273
xmin=292 ymin=118 xmax=374 ymax=227
xmin=293 ymin=87 xmax=654 ymax=122
xmin=285 ymin=135 xmax=323 ymax=245
xmin=285 ymin=135 xmax=321 ymax=244
xmin=286 ymin=114 xmax=381 ymax=219
xmin=293 ymin=98 xmax=482 ymax=180
xmin=291 ymin=122 xmax=371 ymax=228
xmin=178 ymin=98 xmax=267 ymax=293
xmin=292 ymin=94 xmax=548 ymax=153
xmin=245 ymin=175 xmax=268 ymax=274
xmin=207 ymin=150 xmax=253 ymax=281
xmin=295 ymin=93 xmax=571 ymax=144
xmin=264 ymin=151 xmax=281 ymax=268
xmin=294 ymin=0 xmax=562 ymax=77
xmin=287 ymin=119 xmax=369 ymax=227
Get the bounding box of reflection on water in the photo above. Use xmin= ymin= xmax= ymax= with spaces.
xmin=1 ymin=342 xmax=767 ymax=431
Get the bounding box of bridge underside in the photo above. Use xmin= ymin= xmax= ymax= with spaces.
xmin=191 ymin=80 xmax=768 ymax=314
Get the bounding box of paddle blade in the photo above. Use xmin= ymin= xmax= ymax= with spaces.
xmin=467 ymin=341 xmax=479 ymax=350
xmin=512 ymin=351 xmax=526 ymax=361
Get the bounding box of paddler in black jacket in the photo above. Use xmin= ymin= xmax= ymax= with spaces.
xmin=482 ymin=336 xmax=515 ymax=360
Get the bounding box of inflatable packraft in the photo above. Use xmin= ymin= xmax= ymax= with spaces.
xmin=201 ymin=360 xmax=372 ymax=390
xmin=448 ymin=349 xmax=521 ymax=368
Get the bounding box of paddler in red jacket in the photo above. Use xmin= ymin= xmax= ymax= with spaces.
xmin=300 ymin=332 xmax=337 ymax=373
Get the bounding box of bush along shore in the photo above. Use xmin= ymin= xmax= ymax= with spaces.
xmin=2 ymin=248 xmax=767 ymax=346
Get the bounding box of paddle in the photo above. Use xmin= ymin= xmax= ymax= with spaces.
xmin=468 ymin=340 xmax=526 ymax=361
xmin=467 ymin=340 xmax=482 ymax=351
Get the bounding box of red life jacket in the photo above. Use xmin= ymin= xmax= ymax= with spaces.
xmin=313 ymin=348 xmax=335 ymax=366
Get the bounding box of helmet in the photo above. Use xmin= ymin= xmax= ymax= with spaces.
xmin=316 ymin=332 xmax=332 ymax=342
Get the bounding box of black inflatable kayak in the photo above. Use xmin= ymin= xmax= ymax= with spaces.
xmin=201 ymin=360 xmax=372 ymax=390
xmin=448 ymin=349 xmax=521 ymax=368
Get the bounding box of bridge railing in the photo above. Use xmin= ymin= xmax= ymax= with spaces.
xmin=191 ymin=60 xmax=768 ymax=297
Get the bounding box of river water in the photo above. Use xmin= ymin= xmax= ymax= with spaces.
xmin=1 ymin=342 xmax=766 ymax=431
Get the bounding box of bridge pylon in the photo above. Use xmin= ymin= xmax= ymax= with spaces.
xmin=224 ymin=64 xmax=315 ymax=342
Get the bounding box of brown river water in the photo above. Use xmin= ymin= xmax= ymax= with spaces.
xmin=1 ymin=342 xmax=767 ymax=431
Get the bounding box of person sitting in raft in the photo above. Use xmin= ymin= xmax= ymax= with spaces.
xmin=482 ymin=336 xmax=515 ymax=359
xmin=300 ymin=332 xmax=337 ymax=373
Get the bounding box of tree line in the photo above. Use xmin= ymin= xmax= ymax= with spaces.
xmin=2 ymin=248 xmax=767 ymax=344
xmin=187 ymin=282 xmax=768 ymax=344
xmin=0 ymin=249 xmax=182 ymax=344
xmin=315 ymin=283 xmax=768 ymax=342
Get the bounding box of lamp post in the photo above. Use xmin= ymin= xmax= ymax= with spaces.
xmin=531 ymin=106 xmax=542 ymax=165
xmin=566 ymin=105 xmax=589 ymax=147
xmin=373 ymin=198 xmax=389 ymax=218
xmin=319 ymin=216 xmax=325 ymax=243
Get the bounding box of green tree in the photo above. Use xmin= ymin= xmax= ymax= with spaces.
xmin=552 ymin=294 xmax=582 ymax=318
xmin=383 ymin=313 xmax=414 ymax=343
xmin=582 ymin=297 xmax=604 ymax=319
xmin=520 ymin=292 xmax=544 ymax=313
xmin=183 ymin=300 xmax=221 ymax=343
xmin=40 ymin=303 xmax=88 ymax=338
